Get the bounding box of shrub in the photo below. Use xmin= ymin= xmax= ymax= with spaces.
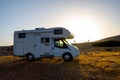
xmin=92 ymin=40 xmax=120 ymax=47
xmin=105 ymin=49 xmax=112 ymax=51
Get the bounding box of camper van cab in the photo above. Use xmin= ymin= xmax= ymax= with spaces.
xmin=14 ymin=27 xmax=80 ymax=61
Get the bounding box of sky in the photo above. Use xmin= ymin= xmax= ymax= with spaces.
xmin=0 ymin=0 xmax=120 ymax=46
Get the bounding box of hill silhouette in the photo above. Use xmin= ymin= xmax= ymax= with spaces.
xmin=92 ymin=35 xmax=120 ymax=47
xmin=73 ymin=35 xmax=120 ymax=52
xmin=95 ymin=35 xmax=120 ymax=42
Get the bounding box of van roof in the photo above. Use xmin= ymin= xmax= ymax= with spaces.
xmin=14 ymin=27 xmax=74 ymax=39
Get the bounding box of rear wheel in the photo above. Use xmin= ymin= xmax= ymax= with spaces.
xmin=63 ymin=53 xmax=73 ymax=62
xmin=26 ymin=53 xmax=34 ymax=61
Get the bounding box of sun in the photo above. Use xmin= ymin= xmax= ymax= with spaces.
xmin=65 ymin=17 xmax=102 ymax=43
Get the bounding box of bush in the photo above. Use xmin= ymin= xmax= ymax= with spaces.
xmin=92 ymin=40 xmax=120 ymax=47
xmin=105 ymin=49 xmax=112 ymax=51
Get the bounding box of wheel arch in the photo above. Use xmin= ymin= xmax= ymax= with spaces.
xmin=26 ymin=52 xmax=35 ymax=61
xmin=62 ymin=52 xmax=73 ymax=62
xmin=62 ymin=52 xmax=72 ymax=57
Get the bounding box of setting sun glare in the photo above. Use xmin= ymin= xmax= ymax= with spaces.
xmin=65 ymin=16 xmax=102 ymax=43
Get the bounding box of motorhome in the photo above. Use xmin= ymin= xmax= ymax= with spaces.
xmin=14 ymin=27 xmax=80 ymax=61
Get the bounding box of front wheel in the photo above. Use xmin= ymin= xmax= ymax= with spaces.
xmin=62 ymin=53 xmax=73 ymax=62
xmin=26 ymin=53 xmax=34 ymax=61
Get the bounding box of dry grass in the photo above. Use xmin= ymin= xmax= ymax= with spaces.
xmin=0 ymin=52 xmax=120 ymax=80
xmin=79 ymin=52 xmax=120 ymax=80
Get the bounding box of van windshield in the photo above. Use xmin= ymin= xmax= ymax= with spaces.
xmin=62 ymin=39 xmax=70 ymax=46
xmin=54 ymin=39 xmax=70 ymax=48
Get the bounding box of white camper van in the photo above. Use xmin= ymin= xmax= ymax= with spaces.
xmin=14 ymin=27 xmax=80 ymax=61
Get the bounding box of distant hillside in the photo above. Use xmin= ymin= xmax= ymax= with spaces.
xmin=95 ymin=35 xmax=120 ymax=42
xmin=0 ymin=46 xmax=13 ymax=55
xmin=73 ymin=35 xmax=120 ymax=51
xmin=92 ymin=35 xmax=120 ymax=47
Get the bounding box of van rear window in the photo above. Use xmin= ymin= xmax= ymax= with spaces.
xmin=18 ymin=33 xmax=26 ymax=38
xmin=54 ymin=29 xmax=63 ymax=34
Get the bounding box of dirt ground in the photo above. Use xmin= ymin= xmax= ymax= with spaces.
xmin=0 ymin=54 xmax=119 ymax=80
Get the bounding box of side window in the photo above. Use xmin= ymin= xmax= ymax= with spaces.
xmin=18 ymin=33 xmax=26 ymax=38
xmin=54 ymin=29 xmax=63 ymax=34
xmin=54 ymin=39 xmax=68 ymax=48
xmin=41 ymin=38 xmax=49 ymax=43
xmin=54 ymin=40 xmax=61 ymax=47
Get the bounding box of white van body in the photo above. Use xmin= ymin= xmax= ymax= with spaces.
xmin=14 ymin=27 xmax=80 ymax=61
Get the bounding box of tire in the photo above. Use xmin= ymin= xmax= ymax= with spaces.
xmin=26 ymin=53 xmax=34 ymax=61
xmin=62 ymin=53 xmax=73 ymax=62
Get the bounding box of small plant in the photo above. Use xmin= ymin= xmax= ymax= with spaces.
xmin=92 ymin=40 xmax=120 ymax=47
xmin=106 ymin=49 xmax=112 ymax=51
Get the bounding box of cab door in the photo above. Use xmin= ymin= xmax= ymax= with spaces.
xmin=52 ymin=39 xmax=69 ymax=57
